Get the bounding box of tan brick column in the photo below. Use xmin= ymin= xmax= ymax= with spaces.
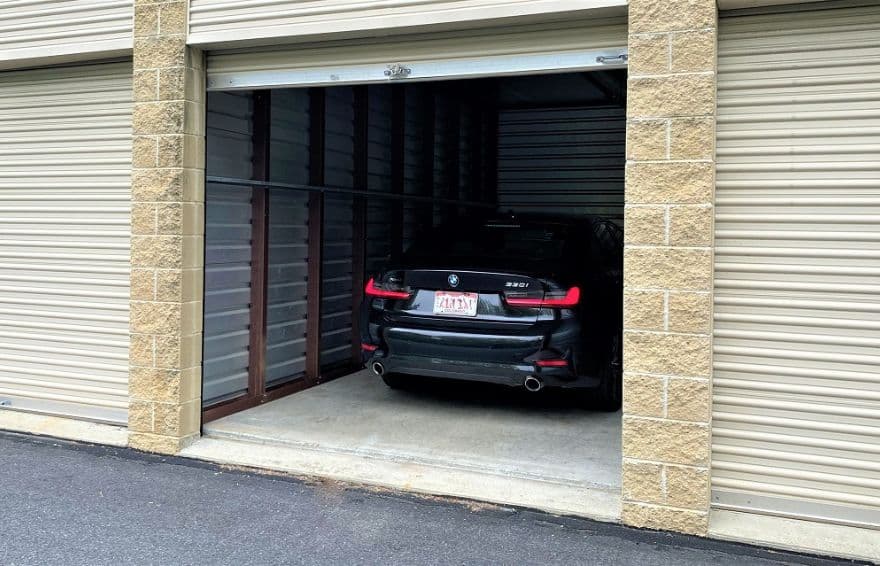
xmin=128 ymin=0 xmax=206 ymax=453
xmin=621 ymin=0 xmax=717 ymax=535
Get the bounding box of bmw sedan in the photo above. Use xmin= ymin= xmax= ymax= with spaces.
xmin=361 ymin=215 xmax=623 ymax=410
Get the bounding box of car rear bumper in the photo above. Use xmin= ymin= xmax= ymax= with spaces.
xmin=364 ymin=322 xmax=600 ymax=389
xmin=367 ymin=353 xmax=600 ymax=389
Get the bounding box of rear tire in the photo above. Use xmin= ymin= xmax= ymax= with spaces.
xmin=595 ymin=334 xmax=622 ymax=411
xmin=381 ymin=372 xmax=406 ymax=389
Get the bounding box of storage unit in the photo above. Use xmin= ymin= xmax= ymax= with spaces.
xmin=713 ymin=2 xmax=880 ymax=528
xmin=199 ymin=15 xmax=629 ymax=419
xmin=0 ymin=61 xmax=133 ymax=424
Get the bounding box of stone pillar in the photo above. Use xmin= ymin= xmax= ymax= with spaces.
xmin=128 ymin=0 xmax=206 ymax=453
xmin=621 ymin=0 xmax=717 ymax=535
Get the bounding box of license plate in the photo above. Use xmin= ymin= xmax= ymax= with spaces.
xmin=433 ymin=291 xmax=479 ymax=317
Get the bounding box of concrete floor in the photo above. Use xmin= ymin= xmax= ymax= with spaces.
xmin=187 ymin=370 xmax=622 ymax=519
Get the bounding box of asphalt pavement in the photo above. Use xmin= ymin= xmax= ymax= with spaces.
xmin=0 ymin=432 xmax=856 ymax=566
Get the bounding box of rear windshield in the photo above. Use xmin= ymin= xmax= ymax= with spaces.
xmin=404 ymin=222 xmax=568 ymax=264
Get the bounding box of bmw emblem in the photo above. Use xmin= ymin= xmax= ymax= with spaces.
xmin=448 ymin=273 xmax=460 ymax=288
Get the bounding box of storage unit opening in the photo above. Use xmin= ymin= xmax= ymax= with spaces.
xmin=200 ymin=69 xmax=626 ymax=518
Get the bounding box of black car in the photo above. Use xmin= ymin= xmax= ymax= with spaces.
xmin=361 ymin=214 xmax=623 ymax=410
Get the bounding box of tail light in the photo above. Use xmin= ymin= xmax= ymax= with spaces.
xmin=505 ymin=287 xmax=580 ymax=308
xmin=365 ymin=277 xmax=411 ymax=300
xmin=361 ymin=343 xmax=379 ymax=352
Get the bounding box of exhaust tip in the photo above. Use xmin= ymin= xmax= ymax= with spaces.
xmin=371 ymin=362 xmax=386 ymax=377
xmin=524 ymin=375 xmax=543 ymax=392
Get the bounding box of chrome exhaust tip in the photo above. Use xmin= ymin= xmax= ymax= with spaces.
xmin=371 ymin=362 xmax=386 ymax=377
xmin=524 ymin=375 xmax=544 ymax=392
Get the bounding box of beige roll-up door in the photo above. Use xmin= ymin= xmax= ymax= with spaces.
xmin=0 ymin=1 xmax=133 ymax=69
xmin=713 ymin=2 xmax=880 ymax=528
xmin=206 ymin=17 xmax=627 ymax=90
xmin=0 ymin=62 xmax=132 ymax=424
xmin=188 ymin=0 xmax=625 ymax=48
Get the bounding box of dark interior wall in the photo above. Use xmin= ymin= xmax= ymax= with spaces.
xmin=321 ymin=87 xmax=356 ymax=369
xmin=203 ymin=81 xmax=496 ymax=404
xmin=496 ymin=105 xmax=625 ymax=223
xmin=493 ymin=70 xmax=626 ymax=224
xmin=366 ymin=85 xmax=393 ymax=275
xmin=266 ymin=89 xmax=310 ymax=386
xmin=203 ymin=91 xmax=254 ymax=406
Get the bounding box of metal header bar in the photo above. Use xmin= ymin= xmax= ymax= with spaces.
xmin=207 ymin=48 xmax=629 ymax=91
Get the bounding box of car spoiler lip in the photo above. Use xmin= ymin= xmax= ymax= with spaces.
xmin=380 ymin=267 xmax=574 ymax=293
xmin=385 ymin=262 xmax=562 ymax=280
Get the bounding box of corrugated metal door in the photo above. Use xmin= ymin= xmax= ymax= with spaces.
xmin=188 ymin=0 xmax=625 ymax=48
xmin=713 ymin=2 xmax=880 ymax=528
xmin=0 ymin=1 xmax=133 ymax=67
xmin=0 ymin=62 xmax=132 ymax=424
xmin=205 ymin=17 xmax=627 ymax=91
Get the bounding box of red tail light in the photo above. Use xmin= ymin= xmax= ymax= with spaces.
xmin=361 ymin=343 xmax=378 ymax=352
xmin=535 ymin=359 xmax=569 ymax=368
xmin=365 ymin=277 xmax=411 ymax=300
xmin=505 ymin=287 xmax=580 ymax=308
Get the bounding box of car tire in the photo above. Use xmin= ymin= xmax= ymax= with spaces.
xmin=381 ymin=372 xmax=406 ymax=389
xmin=595 ymin=334 xmax=622 ymax=411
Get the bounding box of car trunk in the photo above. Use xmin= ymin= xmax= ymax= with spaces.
xmin=383 ymin=268 xmax=547 ymax=328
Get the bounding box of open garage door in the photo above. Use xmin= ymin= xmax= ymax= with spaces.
xmin=201 ymin=17 xmax=627 ymax=420
xmin=713 ymin=2 xmax=880 ymax=528
xmin=196 ymin=14 xmax=626 ymax=521
xmin=206 ymin=17 xmax=627 ymax=90
xmin=0 ymin=62 xmax=132 ymax=424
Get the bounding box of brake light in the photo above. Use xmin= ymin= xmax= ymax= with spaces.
xmin=535 ymin=359 xmax=569 ymax=368
xmin=505 ymin=287 xmax=580 ymax=308
xmin=361 ymin=343 xmax=379 ymax=352
xmin=365 ymin=277 xmax=411 ymax=300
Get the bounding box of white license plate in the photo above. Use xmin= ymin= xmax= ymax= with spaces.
xmin=433 ymin=291 xmax=479 ymax=317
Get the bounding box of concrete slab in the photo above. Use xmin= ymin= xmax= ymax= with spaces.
xmin=710 ymin=510 xmax=880 ymax=563
xmin=0 ymin=410 xmax=128 ymax=447
xmin=185 ymin=370 xmax=622 ymax=520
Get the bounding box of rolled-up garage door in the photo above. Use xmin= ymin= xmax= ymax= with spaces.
xmin=205 ymin=17 xmax=627 ymax=90
xmin=713 ymin=3 xmax=880 ymax=528
xmin=0 ymin=62 xmax=132 ymax=424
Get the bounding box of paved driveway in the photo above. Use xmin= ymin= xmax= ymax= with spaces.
xmin=0 ymin=433 xmax=847 ymax=566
